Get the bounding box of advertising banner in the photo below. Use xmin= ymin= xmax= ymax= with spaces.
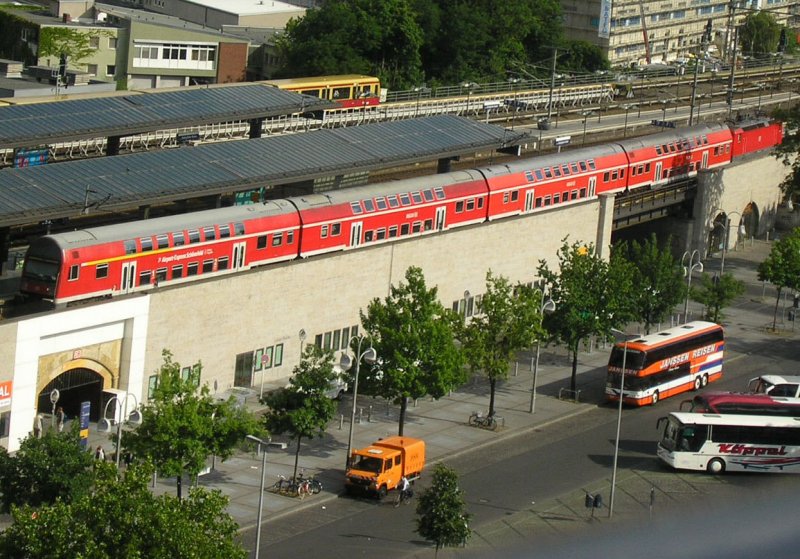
xmin=599 ymin=0 xmax=613 ymax=39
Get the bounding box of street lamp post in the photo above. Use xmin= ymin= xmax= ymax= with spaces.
xmin=529 ymin=294 xmax=556 ymax=413
xmin=246 ymin=434 xmax=269 ymax=559
xmin=580 ymin=110 xmax=594 ymax=146
xmin=608 ymin=329 xmax=635 ymax=519
xmin=681 ymin=250 xmax=704 ymax=323
xmin=98 ymin=391 xmax=142 ymax=468
xmin=621 ymin=104 xmax=636 ymax=138
xmin=413 ymin=86 xmax=430 ymax=117
xmin=508 ymin=78 xmax=521 ymax=128
xmin=718 ymin=210 xmax=742 ymax=276
xmin=461 ymin=82 xmax=478 ymax=115
xmin=339 ymin=336 xmax=377 ymax=470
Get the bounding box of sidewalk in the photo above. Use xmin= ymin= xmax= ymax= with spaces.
xmin=99 ymin=239 xmax=793 ymax=545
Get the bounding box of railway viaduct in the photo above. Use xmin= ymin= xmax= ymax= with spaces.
xmin=0 ymin=149 xmax=787 ymax=451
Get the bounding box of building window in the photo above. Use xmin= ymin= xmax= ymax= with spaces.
xmin=86 ymin=64 xmax=97 ymax=76
xmin=109 ymin=37 xmax=117 ymax=49
xmin=147 ymin=375 xmax=158 ymax=400
xmin=90 ymin=36 xmax=100 ymax=49
xmin=106 ymin=65 xmax=116 ymax=76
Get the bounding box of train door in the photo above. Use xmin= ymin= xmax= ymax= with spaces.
xmin=120 ymin=262 xmax=136 ymax=294
xmin=701 ymin=150 xmax=709 ymax=169
xmin=350 ymin=222 xmax=363 ymax=248
xmin=655 ymin=162 xmax=663 ymax=182
xmin=588 ymin=176 xmax=597 ymax=197
xmin=524 ymin=190 xmax=535 ymax=212
xmin=232 ymin=242 xmax=246 ymax=270
xmin=435 ymin=207 xmax=446 ymax=231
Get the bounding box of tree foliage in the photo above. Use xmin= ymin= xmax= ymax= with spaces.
xmin=261 ymin=344 xmax=338 ymax=479
xmin=359 ymin=266 xmax=465 ymax=435
xmin=537 ymin=239 xmax=635 ymax=393
xmin=772 ymin=102 xmax=800 ymax=204
xmin=122 ymin=350 xmax=264 ymax=499
xmin=0 ymin=462 xmax=247 ymax=559
xmin=612 ymin=234 xmax=686 ymax=333
xmin=38 ymin=26 xmax=109 ymax=64
xmin=460 ymin=271 xmax=545 ymax=417
xmin=0 ymin=425 xmax=94 ymax=513
xmin=415 ymin=463 xmax=471 ymax=556
xmin=739 ymin=12 xmax=781 ymax=56
xmin=690 ymin=273 xmax=746 ymax=323
xmin=757 ymin=228 xmax=800 ymax=330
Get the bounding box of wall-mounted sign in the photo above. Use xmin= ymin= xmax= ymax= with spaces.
xmin=0 ymin=381 xmax=11 ymax=408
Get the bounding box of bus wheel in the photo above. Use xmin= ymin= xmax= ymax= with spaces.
xmin=707 ymin=458 xmax=726 ymax=474
xmin=701 ymin=374 xmax=709 ymax=387
xmin=651 ymin=391 xmax=660 ymax=405
xmin=693 ymin=377 xmax=702 ymax=390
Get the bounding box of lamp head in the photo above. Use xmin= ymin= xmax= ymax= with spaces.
xmin=128 ymin=409 xmax=142 ymax=426
xmin=97 ymin=418 xmax=112 ymax=433
xmin=339 ymin=353 xmax=353 ymax=372
xmin=363 ymin=347 xmax=377 ymax=365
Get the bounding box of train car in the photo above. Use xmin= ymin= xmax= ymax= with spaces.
xmin=20 ymin=201 xmax=300 ymax=306
xmin=617 ymin=123 xmax=733 ymax=190
xmin=730 ymin=119 xmax=784 ymax=158
xmin=293 ymin=170 xmax=489 ymax=257
xmin=479 ymin=144 xmax=629 ymax=221
xmin=261 ymin=75 xmax=382 ymax=108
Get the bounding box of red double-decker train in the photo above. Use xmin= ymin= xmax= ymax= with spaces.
xmin=19 ymin=119 xmax=783 ymax=307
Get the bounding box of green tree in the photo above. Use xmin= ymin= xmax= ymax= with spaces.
xmin=122 ymin=350 xmax=263 ymax=499
xmin=460 ymin=271 xmax=544 ymax=417
xmin=757 ymin=229 xmax=800 ymax=330
xmin=38 ymin=26 xmax=110 ymax=65
xmin=690 ymin=273 xmax=746 ymax=323
xmin=537 ymin=239 xmax=635 ymax=394
xmin=772 ymin=102 xmax=800 ymax=205
xmin=359 ymin=266 xmax=465 ymax=435
xmin=0 ymin=462 xmax=247 ymax=559
xmin=415 ymin=463 xmax=471 ymax=556
xmin=612 ymin=234 xmax=686 ymax=334
xmin=559 ymin=40 xmax=610 ymax=73
xmin=277 ymin=0 xmax=424 ymax=89
xmin=739 ymin=12 xmax=781 ymax=56
xmin=0 ymin=425 xmax=94 ymax=513
xmin=261 ymin=344 xmax=338 ymax=479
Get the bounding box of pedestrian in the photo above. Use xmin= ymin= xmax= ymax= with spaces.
xmin=33 ymin=413 xmax=42 ymax=438
xmin=94 ymin=445 xmax=105 ymax=461
xmin=55 ymin=406 xmax=65 ymax=432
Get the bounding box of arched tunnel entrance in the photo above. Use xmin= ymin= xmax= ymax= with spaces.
xmin=37 ymin=368 xmax=105 ymax=423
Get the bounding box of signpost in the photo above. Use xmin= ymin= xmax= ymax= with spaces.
xmin=554 ymin=135 xmax=571 ymax=153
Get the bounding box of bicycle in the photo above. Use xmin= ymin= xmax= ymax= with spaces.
xmin=394 ymin=487 xmax=413 ymax=507
xmin=271 ymin=474 xmax=290 ymax=493
xmin=297 ymin=470 xmax=322 ymax=495
xmin=468 ymin=410 xmax=498 ymax=431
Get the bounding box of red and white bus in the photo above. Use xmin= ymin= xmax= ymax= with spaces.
xmin=681 ymin=391 xmax=800 ymax=416
xmin=657 ymin=412 xmax=800 ymax=474
xmin=605 ymin=321 xmax=724 ymax=406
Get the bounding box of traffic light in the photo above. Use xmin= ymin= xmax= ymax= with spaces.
xmin=779 ymin=28 xmax=787 ymax=53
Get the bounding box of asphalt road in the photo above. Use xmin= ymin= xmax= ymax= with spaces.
xmin=248 ymin=323 xmax=799 ymax=558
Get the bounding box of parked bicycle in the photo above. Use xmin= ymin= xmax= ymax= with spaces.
xmin=468 ymin=410 xmax=498 ymax=431
xmin=271 ymin=474 xmax=290 ymax=493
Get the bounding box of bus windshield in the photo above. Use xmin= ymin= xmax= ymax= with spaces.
xmin=607 ymin=347 xmax=645 ymax=370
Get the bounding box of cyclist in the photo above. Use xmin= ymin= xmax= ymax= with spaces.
xmin=395 ymin=475 xmax=412 ymax=506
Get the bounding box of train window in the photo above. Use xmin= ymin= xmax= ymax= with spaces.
xmin=96 ymin=264 xmax=109 ymax=279
xmin=363 ymin=199 xmax=375 ymax=212
xmin=580 ymin=187 xmax=587 ymax=197
xmin=424 ymin=219 xmax=433 ymax=231
xmin=535 ymin=197 xmax=543 ymax=208
xmin=434 ymin=187 xmax=445 ymax=200
xmin=218 ymin=257 xmax=229 ymax=271
xmin=203 ymin=226 xmax=216 ymax=241
xmin=656 ymin=146 xmax=662 ymax=155
xmin=661 ymin=144 xmax=668 ymax=153
xmin=387 ymin=195 xmax=399 ymax=208
xmin=350 ymin=202 xmax=363 ymax=214
xmin=579 ymin=162 xmax=587 ymax=172
xmin=203 ymin=260 xmax=214 ymax=273
xmin=187 ymin=262 xmax=199 ymax=276
xmin=401 ymin=223 xmax=410 ymax=235
xmin=399 ymin=193 xmax=411 ymax=206
xmin=234 ymin=223 xmax=244 ymax=236
xmin=188 ymin=229 xmax=200 ymax=243
xmin=511 ymin=190 xmax=519 ymax=202
xmin=155 ymin=268 xmax=167 ymax=282
xmin=553 ymin=167 xmax=561 ymax=177
xmin=412 ymin=222 xmax=422 ymax=234
xmin=703 ymin=136 xmax=709 ymax=145
xmin=124 ymin=240 xmax=137 ymax=254
xmin=611 ymin=170 xmax=618 ymax=180
xmin=725 ymin=144 xmax=730 ymax=153
xmin=376 ymin=228 xmax=386 ymax=240
xmin=645 ymin=163 xmax=651 ymax=172
xmin=561 ymin=165 xmax=570 ymax=175
xmin=411 ymin=192 xmax=423 ymax=204
xmin=535 ymin=170 xmax=544 ymax=181
xmin=544 ymin=196 xmax=551 ymax=207
xmin=478 ymin=198 xmax=484 ymax=209
xmin=272 ymin=232 xmax=283 ymax=247
xmin=638 ymin=165 xmax=644 ymax=174
xmin=669 ymin=144 xmax=676 ymax=153
xmin=572 ymin=189 xmax=578 ymax=199
xmin=570 ymin=163 xmax=579 ymax=174
xmin=553 ymin=193 xmax=561 ymax=204
xmin=456 ymin=201 xmax=464 ymax=213
xmin=503 ymin=192 xmax=509 ymax=204
xmin=173 ymin=232 xmax=185 ymax=246
xmin=331 ymin=224 xmax=341 ymax=236
xmin=140 ymin=237 xmax=153 ymax=252
xmin=389 ymin=226 xmax=398 ymax=238
xmin=68 ymin=265 xmax=79 ymax=281
xmin=563 ymin=191 xmax=569 ymax=201
xmin=139 ymin=270 xmax=151 ymax=286
xmin=172 ymin=265 xmax=183 ymax=279
xmin=257 ymin=235 xmax=267 ymax=249
xmin=300 ymin=88 xmax=321 ymax=98
xmin=332 ymin=86 xmax=350 ymax=100
xmin=321 ymin=225 xmax=329 ymax=239
xmin=422 ymin=190 xmax=434 ymax=202
xmin=588 ymin=160 xmax=596 ymax=171
xmin=620 ymin=168 xmax=625 ymax=178
xmin=219 ymin=225 xmax=231 ymax=239
xmin=376 ymin=197 xmax=388 ymax=210
xmin=287 ymin=231 xmax=294 ymax=244
xmin=603 ymin=171 xmax=610 ymax=182
xmin=544 ymin=168 xmax=552 ymax=179
xmin=156 ymin=234 xmax=169 ymax=249
xmin=365 ymin=231 xmax=374 ymax=242
xmin=466 ymin=199 xmax=475 ymax=211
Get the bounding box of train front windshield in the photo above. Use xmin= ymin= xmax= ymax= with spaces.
xmin=22 ymin=257 xmax=58 ymax=282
